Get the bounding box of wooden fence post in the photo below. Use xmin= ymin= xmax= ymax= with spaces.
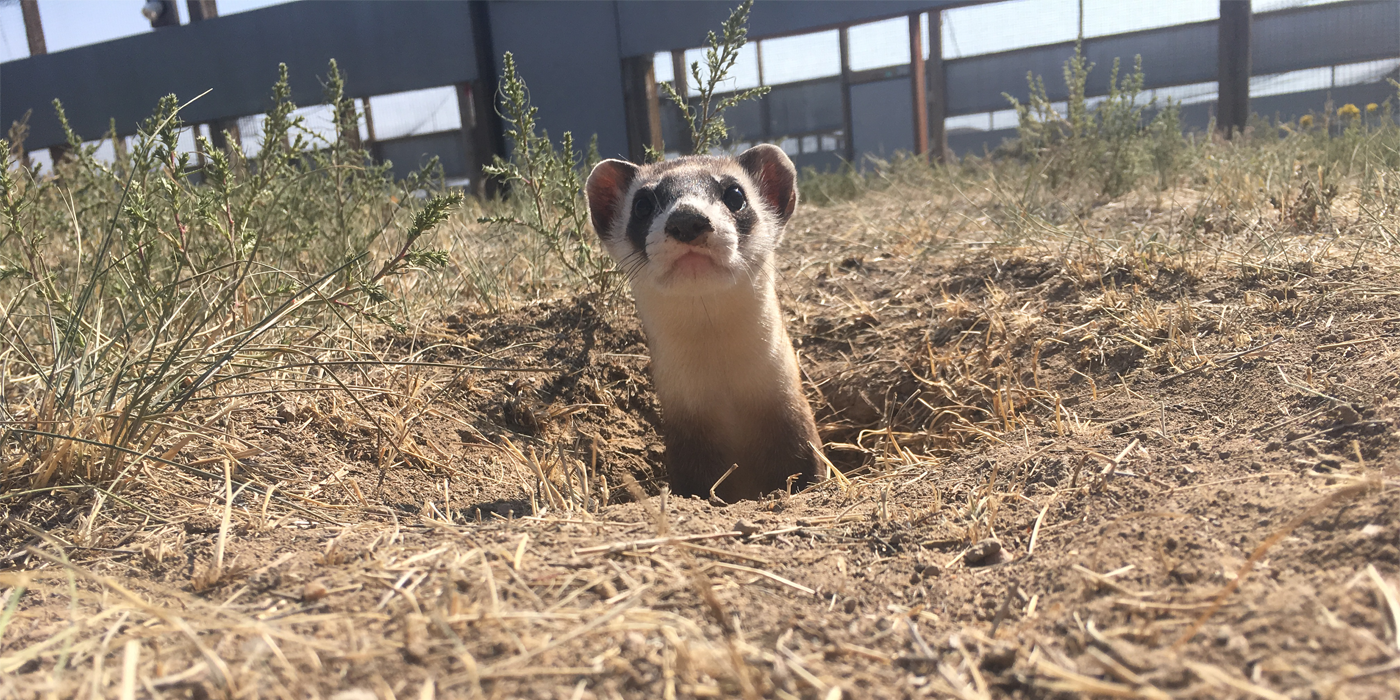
xmin=909 ymin=12 xmax=929 ymax=161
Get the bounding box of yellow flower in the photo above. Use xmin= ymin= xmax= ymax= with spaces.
xmin=1338 ymin=103 xmax=1361 ymax=119
xmin=1366 ymin=103 xmax=1380 ymax=113
xmin=1299 ymin=114 xmax=1314 ymax=128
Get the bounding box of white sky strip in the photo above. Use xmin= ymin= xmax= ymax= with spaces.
xmin=0 ymin=0 xmax=291 ymax=61
xmin=848 ymin=17 xmax=910 ymax=72
xmin=367 ymin=86 xmax=461 ymax=141
xmin=760 ymin=30 xmax=841 ymax=84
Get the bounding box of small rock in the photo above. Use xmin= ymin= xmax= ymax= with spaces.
xmin=963 ymin=539 xmax=1002 ymax=567
xmin=1170 ymin=561 xmax=1201 ymax=584
xmin=276 ymin=402 xmax=298 ymax=422
xmin=302 ymin=580 xmax=329 ymax=602
xmin=733 ymin=520 xmax=760 ymax=537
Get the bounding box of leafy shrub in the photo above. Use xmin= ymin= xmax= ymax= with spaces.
xmin=478 ymin=52 xmax=613 ymax=296
xmin=0 ymin=61 xmax=457 ymax=495
xmin=1006 ymin=45 xmax=1187 ymax=197
xmin=659 ymin=0 xmax=770 ymax=156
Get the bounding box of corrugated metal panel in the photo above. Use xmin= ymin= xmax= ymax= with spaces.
xmin=660 ymin=103 xmax=688 ymax=152
xmin=1254 ymin=1 xmax=1400 ymax=75
xmin=790 ymin=150 xmax=845 ymax=173
xmin=852 ymin=79 xmax=915 ymax=159
xmin=767 ymin=80 xmax=845 ymax=136
xmin=1 ymin=1 xmax=477 ymax=149
xmin=488 ymin=1 xmax=632 ymax=159
xmin=723 ymin=100 xmax=766 ymax=143
xmin=659 ymin=80 xmax=846 ymax=149
xmin=947 ymin=127 xmax=1017 ymax=157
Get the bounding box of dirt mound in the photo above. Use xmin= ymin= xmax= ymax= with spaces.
xmin=4 ymin=251 xmax=1400 ymax=699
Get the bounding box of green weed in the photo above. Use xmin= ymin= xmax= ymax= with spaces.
xmin=659 ymin=0 xmax=770 ymax=155
xmin=0 ymin=61 xmax=457 ymax=497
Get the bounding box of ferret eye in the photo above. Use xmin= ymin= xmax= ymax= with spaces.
xmin=632 ymin=194 xmax=655 ymax=219
xmin=722 ymin=184 xmax=747 ymax=213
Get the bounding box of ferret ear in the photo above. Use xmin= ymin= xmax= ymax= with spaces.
xmin=585 ymin=159 xmax=639 ymax=238
xmin=737 ymin=144 xmax=798 ymax=224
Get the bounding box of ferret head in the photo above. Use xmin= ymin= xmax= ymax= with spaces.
xmin=585 ymin=144 xmax=798 ymax=297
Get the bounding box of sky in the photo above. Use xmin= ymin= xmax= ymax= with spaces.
xmin=0 ymin=0 xmax=290 ymax=61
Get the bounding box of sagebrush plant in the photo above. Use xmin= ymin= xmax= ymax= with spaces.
xmin=659 ymin=0 xmax=770 ymax=155
xmin=1006 ymin=45 xmax=1187 ymax=197
xmin=0 ymin=61 xmax=458 ymax=498
xmin=479 ymin=52 xmax=614 ymax=297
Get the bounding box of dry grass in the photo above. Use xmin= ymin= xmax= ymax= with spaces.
xmin=4 ymin=111 xmax=1400 ymax=699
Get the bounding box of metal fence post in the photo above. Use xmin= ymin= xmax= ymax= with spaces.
xmin=1217 ymin=0 xmax=1252 ymax=137
xmin=468 ymin=0 xmax=507 ymax=196
xmin=927 ymin=10 xmax=948 ymax=162
xmin=839 ymin=26 xmax=855 ymax=165
xmin=187 ymin=0 xmax=218 ymax=22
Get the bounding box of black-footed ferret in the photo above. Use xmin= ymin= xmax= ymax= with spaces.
xmin=585 ymin=145 xmax=825 ymax=501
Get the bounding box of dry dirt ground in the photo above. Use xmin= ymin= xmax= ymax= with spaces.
xmin=4 ymin=196 xmax=1400 ymax=699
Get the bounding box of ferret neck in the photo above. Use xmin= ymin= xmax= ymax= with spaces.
xmin=632 ymin=275 xmax=783 ymax=347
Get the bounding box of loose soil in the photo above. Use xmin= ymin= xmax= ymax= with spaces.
xmin=4 ymin=204 xmax=1400 ymax=699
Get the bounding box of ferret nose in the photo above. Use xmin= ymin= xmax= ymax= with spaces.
xmin=665 ymin=208 xmax=713 ymax=243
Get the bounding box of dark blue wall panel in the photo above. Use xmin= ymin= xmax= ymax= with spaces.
xmin=2 ymin=1 xmax=478 ymax=149
xmin=852 ymin=79 xmax=914 ymax=160
xmin=379 ymin=132 xmax=472 ymax=180
xmin=487 ymin=1 xmax=631 ymax=160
